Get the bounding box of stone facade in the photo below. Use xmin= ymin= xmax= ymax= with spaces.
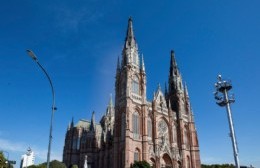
xmin=63 ymin=18 xmax=201 ymax=168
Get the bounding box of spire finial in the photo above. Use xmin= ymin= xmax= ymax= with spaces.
xmin=158 ymin=83 xmax=161 ymax=91
xmin=70 ymin=117 xmax=74 ymax=128
xmin=126 ymin=17 xmax=134 ymax=41
xmin=109 ymin=93 xmax=113 ymax=107
xmin=124 ymin=17 xmax=136 ymax=48
xmin=170 ymin=49 xmax=178 ymax=77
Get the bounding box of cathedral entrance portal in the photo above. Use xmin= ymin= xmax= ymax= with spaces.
xmin=161 ymin=154 xmax=172 ymax=168
xmin=149 ymin=158 xmax=156 ymax=168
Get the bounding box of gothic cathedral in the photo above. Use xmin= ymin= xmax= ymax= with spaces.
xmin=63 ymin=18 xmax=201 ymax=168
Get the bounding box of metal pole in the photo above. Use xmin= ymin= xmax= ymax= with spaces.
xmin=214 ymin=75 xmax=240 ymax=168
xmin=26 ymin=50 xmax=56 ymax=168
xmin=224 ymin=89 xmax=240 ymax=168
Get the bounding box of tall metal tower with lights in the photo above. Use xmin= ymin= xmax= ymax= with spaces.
xmin=214 ymin=75 xmax=240 ymax=168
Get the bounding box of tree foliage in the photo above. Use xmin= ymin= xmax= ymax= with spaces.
xmin=131 ymin=160 xmax=151 ymax=168
xmin=201 ymin=164 xmax=235 ymax=168
xmin=27 ymin=160 xmax=66 ymax=168
xmin=0 ymin=152 xmax=14 ymax=168
xmin=70 ymin=165 xmax=78 ymax=168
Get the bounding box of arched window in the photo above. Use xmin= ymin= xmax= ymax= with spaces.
xmin=161 ymin=154 xmax=172 ymax=168
xmin=147 ymin=117 xmax=152 ymax=138
xmin=150 ymin=158 xmax=156 ymax=168
xmin=132 ymin=112 xmax=140 ymax=139
xmin=134 ymin=148 xmax=140 ymax=161
xmin=132 ymin=75 xmax=139 ymax=94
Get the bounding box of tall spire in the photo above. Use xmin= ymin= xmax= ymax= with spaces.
xmin=106 ymin=94 xmax=114 ymax=116
xmin=168 ymin=49 xmax=184 ymax=112
xmin=117 ymin=56 xmax=120 ymax=72
xmin=122 ymin=17 xmax=140 ymax=67
xmin=109 ymin=93 xmax=113 ymax=107
xmin=170 ymin=50 xmax=179 ymax=77
xmin=125 ymin=17 xmax=135 ymax=47
xmin=70 ymin=117 xmax=74 ymax=128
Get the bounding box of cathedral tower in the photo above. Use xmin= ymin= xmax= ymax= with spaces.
xmin=114 ymin=17 xmax=148 ymax=168
xmin=167 ymin=51 xmax=201 ymax=168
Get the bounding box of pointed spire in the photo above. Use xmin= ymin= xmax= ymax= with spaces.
xmin=184 ymin=82 xmax=189 ymax=98
xmin=126 ymin=17 xmax=134 ymax=43
xmin=68 ymin=121 xmax=71 ymax=130
xmin=117 ymin=56 xmax=120 ymax=72
xmin=122 ymin=17 xmax=139 ymax=67
xmin=90 ymin=111 xmax=95 ymax=132
xmin=70 ymin=117 xmax=74 ymax=128
xmin=124 ymin=17 xmax=137 ymax=49
xmin=141 ymin=54 xmax=145 ymax=72
xmin=170 ymin=50 xmax=178 ymax=77
xmin=106 ymin=94 xmax=114 ymax=116
xmin=157 ymin=83 xmax=161 ymax=91
xmin=109 ymin=93 xmax=113 ymax=107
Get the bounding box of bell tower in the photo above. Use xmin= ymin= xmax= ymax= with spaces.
xmin=114 ymin=17 xmax=147 ymax=168
xmin=167 ymin=50 xmax=201 ymax=168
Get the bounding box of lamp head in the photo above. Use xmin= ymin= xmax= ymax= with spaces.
xmin=26 ymin=49 xmax=38 ymax=61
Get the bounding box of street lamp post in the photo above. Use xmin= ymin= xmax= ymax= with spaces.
xmin=26 ymin=50 xmax=57 ymax=168
xmin=214 ymin=75 xmax=240 ymax=168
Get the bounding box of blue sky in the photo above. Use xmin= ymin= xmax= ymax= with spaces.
xmin=0 ymin=0 xmax=260 ymax=167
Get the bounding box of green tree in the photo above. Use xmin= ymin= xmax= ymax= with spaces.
xmin=28 ymin=160 xmax=66 ymax=168
xmin=131 ymin=160 xmax=151 ymax=168
xmin=70 ymin=165 xmax=78 ymax=168
xmin=0 ymin=152 xmax=7 ymax=168
xmin=0 ymin=152 xmax=14 ymax=168
xmin=201 ymin=164 xmax=235 ymax=168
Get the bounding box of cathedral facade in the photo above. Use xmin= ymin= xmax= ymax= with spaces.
xmin=63 ymin=18 xmax=201 ymax=168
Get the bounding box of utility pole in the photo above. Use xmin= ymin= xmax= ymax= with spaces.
xmin=214 ymin=75 xmax=240 ymax=168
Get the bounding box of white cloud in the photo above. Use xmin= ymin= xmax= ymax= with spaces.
xmin=0 ymin=138 xmax=62 ymax=164
xmin=0 ymin=138 xmax=26 ymax=152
